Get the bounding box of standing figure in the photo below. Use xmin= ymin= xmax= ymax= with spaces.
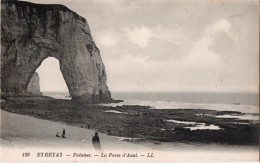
xmin=92 ymin=132 xmax=101 ymax=150
xmin=62 ymin=129 xmax=66 ymax=138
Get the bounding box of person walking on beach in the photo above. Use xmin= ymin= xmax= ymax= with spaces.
xmin=92 ymin=132 xmax=101 ymax=150
xmin=62 ymin=129 xmax=66 ymax=138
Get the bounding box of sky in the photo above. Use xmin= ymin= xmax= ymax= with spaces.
xmin=24 ymin=0 xmax=259 ymax=93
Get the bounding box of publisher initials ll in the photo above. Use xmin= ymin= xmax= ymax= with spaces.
xmin=147 ymin=153 xmax=154 ymax=157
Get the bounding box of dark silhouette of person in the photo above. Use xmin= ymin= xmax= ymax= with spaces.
xmin=92 ymin=132 xmax=101 ymax=150
xmin=56 ymin=132 xmax=60 ymax=137
xmin=62 ymin=129 xmax=66 ymax=138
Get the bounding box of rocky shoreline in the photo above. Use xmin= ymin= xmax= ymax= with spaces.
xmin=1 ymin=95 xmax=259 ymax=146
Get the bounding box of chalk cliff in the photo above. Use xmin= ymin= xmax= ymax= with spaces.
xmin=1 ymin=0 xmax=111 ymax=103
xmin=27 ymin=72 xmax=42 ymax=95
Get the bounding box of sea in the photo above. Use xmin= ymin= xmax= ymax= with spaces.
xmin=42 ymin=91 xmax=259 ymax=114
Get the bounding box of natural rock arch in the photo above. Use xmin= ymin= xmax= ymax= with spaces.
xmin=1 ymin=0 xmax=111 ymax=103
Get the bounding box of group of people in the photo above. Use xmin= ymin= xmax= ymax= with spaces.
xmin=55 ymin=129 xmax=101 ymax=150
xmin=56 ymin=129 xmax=66 ymax=138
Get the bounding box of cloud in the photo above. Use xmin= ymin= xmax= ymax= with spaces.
xmin=152 ymin=25 xmax=186 ymax=44
xmin=96 ymin=30 xmax=121 ymax=46
xmin=118 ymin=19 xmax=232 ymax=63
xmin=208 ymin=18 xmax=233 ymax=39
xmin=175 ymin=18 xmax=232 ymax=69
xmin=122 ymin=25 xmax=191 ymax=50
xmin=123 ymin=26 xmax=153 ymax=48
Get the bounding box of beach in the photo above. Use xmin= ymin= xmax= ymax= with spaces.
xmin=2 ymin=95 xmax=259 ymax=145
xmin=1 ymin=109 xmax=259 ymax=162
xmin=0 ymin=95 xmax=259 ymax=162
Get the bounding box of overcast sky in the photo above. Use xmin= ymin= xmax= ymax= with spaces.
xmin=24 ymin=0 xmax=259 ymax=93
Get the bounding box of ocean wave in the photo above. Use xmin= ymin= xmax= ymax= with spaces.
xmin=43 ymin=94 xmax=71 ymax=100
xmin=42 ymin=93 xmax=259 ymax=114
xmin=100 ymin=100 xmax=259 ymax=114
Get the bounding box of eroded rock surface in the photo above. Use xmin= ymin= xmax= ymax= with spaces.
xmin=27 ymin=72 xmax=42 ymax=95
xmin=1 ymin=0 xmax=111 ymax=103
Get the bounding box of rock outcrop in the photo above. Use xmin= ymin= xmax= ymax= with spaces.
xmin=1 ymin=0 xmax=112 ymax=103
xmin=26 ymin=72 xmax=42 ymax=95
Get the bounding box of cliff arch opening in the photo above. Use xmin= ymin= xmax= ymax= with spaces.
xmin=34 ymin=57 xmax=70 ymax=99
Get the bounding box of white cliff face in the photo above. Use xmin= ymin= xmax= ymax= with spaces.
xmin=27 ymin=72 xmax=42 ymax=95
xmin=1 ymin=0 xmax=111 ymax=103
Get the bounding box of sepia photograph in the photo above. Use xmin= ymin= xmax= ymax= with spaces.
xmin=0 ymin=0 xmax=259 ymax=162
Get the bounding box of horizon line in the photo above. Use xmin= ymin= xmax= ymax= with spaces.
xmin=41 ymin=90 xmax=259 ymax=94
